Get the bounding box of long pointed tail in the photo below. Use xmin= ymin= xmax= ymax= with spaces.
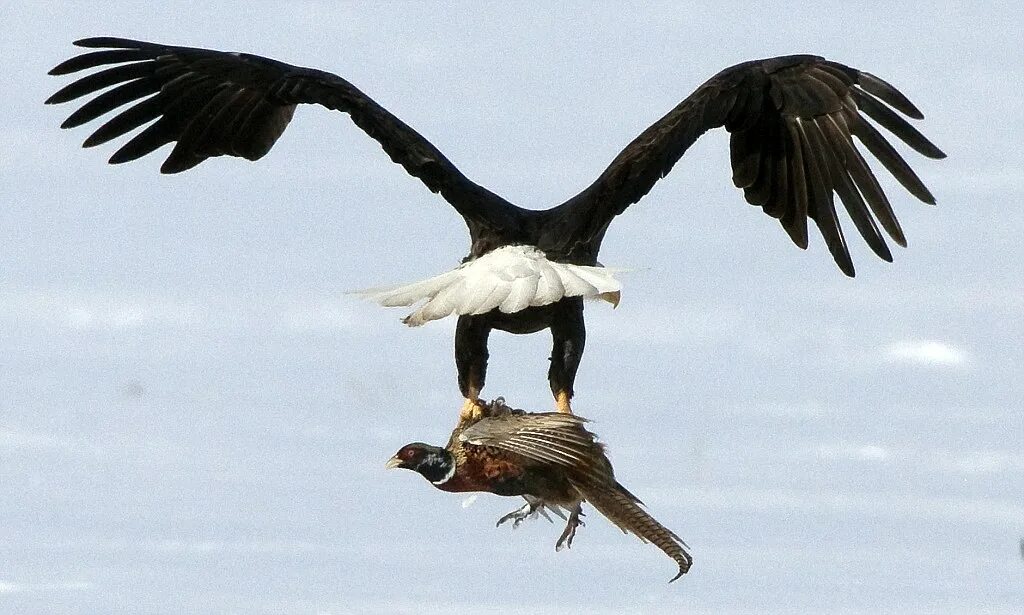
xmin=580 ymin=481 xmax=692 ymax=582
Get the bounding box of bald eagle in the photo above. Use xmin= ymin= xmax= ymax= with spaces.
xmin=47 ymin=38 xmax=944 ymax=417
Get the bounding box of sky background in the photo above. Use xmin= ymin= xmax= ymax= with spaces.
xmin=2 ymin=1 xmax=1023 ymax=613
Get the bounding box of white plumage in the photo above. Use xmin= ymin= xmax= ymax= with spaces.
xmin=355 ymin=245 xmax=623 ymax=326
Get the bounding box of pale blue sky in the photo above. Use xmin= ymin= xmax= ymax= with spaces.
xmin=2 ymin=2 xmax=1022 ymax=613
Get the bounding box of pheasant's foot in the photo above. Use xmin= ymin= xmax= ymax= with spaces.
xmin=496 ymin=500 xmax=540 ymax=529
xmin=555 ymin=505 xmax=585 ymax=551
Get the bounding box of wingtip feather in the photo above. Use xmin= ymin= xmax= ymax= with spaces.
xmin=73 ymin=37 xmax=142 ymax=49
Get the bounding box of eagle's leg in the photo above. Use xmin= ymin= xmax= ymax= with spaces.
xmin=456 ymin=315 xmax=491 ymax=421
xmin=549 ymin=299 xmax=586 ymax=414
xmin=555 ymin=502 xmax=585 ymax=551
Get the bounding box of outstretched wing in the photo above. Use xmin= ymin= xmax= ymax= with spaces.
xmin=545 ymin=55 xmax=946 ymax=276
xmin=459 ymin=412 xmax=612 ymax=483
xmin=46 ymin=37 xmax=519 ymax=230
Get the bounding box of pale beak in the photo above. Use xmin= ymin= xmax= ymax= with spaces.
xmin=385 ymin=455 xmax=403 ymax=469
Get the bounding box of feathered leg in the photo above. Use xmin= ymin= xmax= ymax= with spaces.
xmin=549 ymin=299 xmax=586 ymax=414
xmin=456 ymin=315 xmax=490 ymax=420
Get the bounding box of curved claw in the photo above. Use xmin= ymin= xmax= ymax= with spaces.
xmin=496 ymin=500 xmax=539 ymax=528
xmin=555 ymin=506 xmax=585 ymax=551
xmin=496 ymin=508 xmax=524 ymax=528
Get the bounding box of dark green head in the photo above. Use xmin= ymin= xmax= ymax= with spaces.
xmin=386 ymin=442 xmax=455 ymax=484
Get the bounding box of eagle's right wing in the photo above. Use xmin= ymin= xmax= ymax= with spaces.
xmin=47 ymin=37 xmax=521 ymax=231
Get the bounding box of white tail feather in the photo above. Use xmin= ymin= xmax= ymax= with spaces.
xmin=564 ymin=264 xmax=621 ymax=293
xmin=359 ymin=270 xmax=460 ymax=307
xmin=534 ymin=262 xmax=566 ymax=306
xmin=353 ymin=245 xmax=624 ymax=327
xmin=555 ymin=266 xmax=598 ymax=297
xmin=499 ymin=273 xmax=539 ymax=314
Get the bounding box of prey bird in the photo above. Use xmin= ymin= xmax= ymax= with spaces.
xmin=386 ymin=398 xmax=693 ymax=581
xmin=47 ymin=38 xmax=945 ymax=417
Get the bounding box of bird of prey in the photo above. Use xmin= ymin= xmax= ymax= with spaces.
xmin=386 ymin=398 xmax=692 ymax=581
xmin=47 ymin=38 xmax=945 ymax=418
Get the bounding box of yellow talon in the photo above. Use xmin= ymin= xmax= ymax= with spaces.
xmin=555 ymin=390 xmax=573 ymax=414
xmin=459 ymin=397 xmax=484 ymax=422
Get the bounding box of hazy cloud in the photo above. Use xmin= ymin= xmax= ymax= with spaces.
xmin=0 ymin=581 xmax=93 ymax=595
xmin=883 ymin=339 xmax=969 ymax=366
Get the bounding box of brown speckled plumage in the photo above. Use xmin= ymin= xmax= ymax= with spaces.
xmin=389 ymin=398 xmax=692 ymax=581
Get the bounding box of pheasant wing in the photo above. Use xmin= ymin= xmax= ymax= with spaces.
xmin=459 ymin=412 xmax=612 ymax=484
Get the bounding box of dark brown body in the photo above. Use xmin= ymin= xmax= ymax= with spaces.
xmin=48 ymin=40 xmax=943 ymax=413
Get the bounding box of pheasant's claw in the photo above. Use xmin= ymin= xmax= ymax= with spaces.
xmin=555 ymin=527 xmax=575 ymax=551
xmin=496 ymin=501 xmax=538 ymax=528
xmin=496 ymin=507 xmax=525 ymax=528
xmin=555 ymin=505 xmax=584 ymax=552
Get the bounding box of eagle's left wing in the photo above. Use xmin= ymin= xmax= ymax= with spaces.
xmin=543 ymin=55 xmax=945 ymax=276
